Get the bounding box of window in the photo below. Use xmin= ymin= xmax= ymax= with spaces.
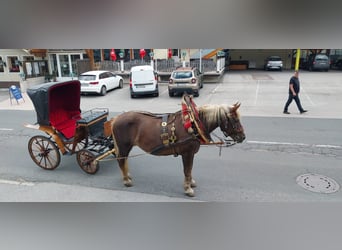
xmin=0 ymin=56 xmax=4 ymax=72
xmin=7 ymin=56 xmax=20 ymax=72
xmin=171 ymin=49 xmax=179 ymax=57
xmin=103 ymin=49 xmax=110 ymax=61
xmin=93 ymin=49 xmax=101 ymax=62
xmin=23 ymin=60 xmax=48 ymax=78
xmin=59 ymin=55 xmax=70 ymax=77
xmin=70 ymin=54 xmax=80 ymax=76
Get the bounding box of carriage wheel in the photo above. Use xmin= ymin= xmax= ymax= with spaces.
xmin=76 ymin=149 xmax=99 ymax=174
xmin=28 ymin=135 xmax=61 ymax=170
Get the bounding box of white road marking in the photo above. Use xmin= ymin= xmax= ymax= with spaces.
xmin=254 ymin=80 xmax=260 ymax=106
xmin=301 ymin=86 xmax=316 ymax=106
xmin=0 ymin=128 xmax=13 ymax=131
xmin=0 ymin=179 xmax=35 ymax=186
xmin=247 ymin=140 xmax=342 ymax=149
xmin=211 ymin=84 xmax=221 ymax=94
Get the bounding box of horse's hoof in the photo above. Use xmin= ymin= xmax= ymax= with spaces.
xmin=185 ymin=188 xmax=195 ymax=197
xmin=123 ymin=178 xmax=133 ymax=187
xmin=191 ymin=179 xmax=197 ymax=188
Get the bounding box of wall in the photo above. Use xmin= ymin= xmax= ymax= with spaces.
xmin=229 ymin=49 xmax=293 ymax=69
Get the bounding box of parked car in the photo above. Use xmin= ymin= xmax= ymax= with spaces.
xmin=334 ymin=59 xmax=342 ymax=70
xmin=264 ymin=56 xmax=283 ymax=71
xmin=129 ymin=65 xmax=159 ymax=98
xmin=79 ymin=70 xmax=123 ymax=96
xmin=305 ymin=54 xmax=330 ymax=71
xmin=168 ymin=67 xmax=203 ymax=97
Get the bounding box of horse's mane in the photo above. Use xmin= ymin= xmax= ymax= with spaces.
xmin=198 ymin=104 xmax=240 ymax=129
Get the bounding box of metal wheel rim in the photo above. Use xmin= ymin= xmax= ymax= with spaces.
xmin=76 ymin=149 xmax=99 ymax=174
xmin=28 ymin=135 xmax=61 ymax=170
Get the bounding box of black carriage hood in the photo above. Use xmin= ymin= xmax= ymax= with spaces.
xmin=27 ymin=80 xmax=81 ymax=126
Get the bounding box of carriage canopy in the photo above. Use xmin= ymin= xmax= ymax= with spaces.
xmin=27 ymin=80 xmax=81 ymax=127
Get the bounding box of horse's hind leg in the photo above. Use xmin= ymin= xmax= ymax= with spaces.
xmin=182 ymin=153 xmax=196 ymax=197
xmin=117 ymin=158 xmax=133 ymax=187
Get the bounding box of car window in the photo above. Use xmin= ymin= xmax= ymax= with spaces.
xmin=315 ymin=55 xmax=328 ymax=61
xmin=173 ymin=71 xmax=193 ymax=79
xmin=79 ymin=75 xmax=96 ymax=81
xmin=99 ymin=73 xmax=107 ymax=79
xmin=268 ymin=57 xmax=281 ymax=61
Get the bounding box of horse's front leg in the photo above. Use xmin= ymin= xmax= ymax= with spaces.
xmin=117 ymin=157 xmax=132 ymax=187
xmin=182 ymin=152 xmax=197 ymax=197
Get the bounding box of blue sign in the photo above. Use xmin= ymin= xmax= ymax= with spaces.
xmin=9 ymin=85 xmax=24 ymax=104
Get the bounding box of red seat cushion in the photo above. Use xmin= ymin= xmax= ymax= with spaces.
xmin=50 ymin=110 xmax=77 ymax=139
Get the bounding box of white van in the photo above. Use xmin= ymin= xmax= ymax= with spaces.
xmin=129 ymin=65 xmax=159 ymax=98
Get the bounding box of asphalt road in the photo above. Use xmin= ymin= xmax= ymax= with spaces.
xmin=1 ymin=70 xmax=342 ymax=201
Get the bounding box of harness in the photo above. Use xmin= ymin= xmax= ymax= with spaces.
xmin=152 ymin=94 xmax=230 ymax=155
xmin=160 ymin=114 xmax=177 ymax=146
xmin=181 ymin=94 xmax=211 ymax=144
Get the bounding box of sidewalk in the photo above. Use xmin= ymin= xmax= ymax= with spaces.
xmin=0 ymin=91 xmax=34 ymax=110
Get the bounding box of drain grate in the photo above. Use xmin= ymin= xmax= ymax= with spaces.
xmin=296 ymin=173 xmax=340 ymax=194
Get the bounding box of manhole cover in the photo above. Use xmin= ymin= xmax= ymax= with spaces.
xmin=296 ymin=173 xmax=340 ymax=194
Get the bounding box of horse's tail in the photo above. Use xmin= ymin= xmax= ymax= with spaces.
xmin=104 ymin=116 xmax=120 ymax=157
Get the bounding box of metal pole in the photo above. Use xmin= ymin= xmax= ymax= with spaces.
xmin=199 ymin=49 xmax=202 ymax=73
xmin=295 ymin=48 xmax=300 ymax=71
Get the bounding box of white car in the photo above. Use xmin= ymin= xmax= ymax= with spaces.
xmin=79 ymin=70 xmax=123 ymax=95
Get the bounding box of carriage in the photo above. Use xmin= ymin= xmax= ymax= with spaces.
xmin=25 ymin=80 xmax=245 ymax=197
xmin=25 ymin=80 xmax=115 ymax=174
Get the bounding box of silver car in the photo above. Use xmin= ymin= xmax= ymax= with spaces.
xmin=168 ymin=67 xmax=203 ymax=97
xmin=264 ymin=56 xmax=283 ymax=71
xmin=306 ymin=54 xmax=330 ymax=71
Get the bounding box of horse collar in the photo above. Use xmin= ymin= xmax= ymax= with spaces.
xmin=181 ymin=94 xmax=210 ymax=144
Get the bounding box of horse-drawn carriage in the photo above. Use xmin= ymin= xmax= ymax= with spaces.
xmin=25 ymin=80 xmax=115 ymax=174
xmin=25 ymin=80 xmax=245 ymax=197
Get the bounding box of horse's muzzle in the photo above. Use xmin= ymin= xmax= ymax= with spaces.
xmin=233 ymin=133 xmax=246 ymax=143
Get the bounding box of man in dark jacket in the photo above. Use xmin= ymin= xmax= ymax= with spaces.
xmin=283 ymin=71 xmax=308 ymax=114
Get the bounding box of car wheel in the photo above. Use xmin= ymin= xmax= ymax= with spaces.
xmin=100 ymin=86 xmax=107 ymax=96
xmin=119 ymin=79 xmax=123 ymax=88
xmin=168 ymin=91 xmax=173 ymax=97
xmin=194 ymin=91 xmax=199 ymax=97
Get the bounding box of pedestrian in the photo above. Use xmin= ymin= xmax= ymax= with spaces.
xmin=283 ymin=70 xmax=308 ymax=114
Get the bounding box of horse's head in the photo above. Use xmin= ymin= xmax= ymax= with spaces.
xmin=219 ymin=102 xmax=245 ymax=143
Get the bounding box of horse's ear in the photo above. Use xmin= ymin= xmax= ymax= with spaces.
xmin=232 ymin=102 xmax=241 ymax=111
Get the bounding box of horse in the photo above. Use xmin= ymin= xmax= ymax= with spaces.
xmin=110 ymin=95 xmax=245 ymax=197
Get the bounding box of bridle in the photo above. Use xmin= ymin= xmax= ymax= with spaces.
xmin=218 ymin=108 xmax=243 ymax=138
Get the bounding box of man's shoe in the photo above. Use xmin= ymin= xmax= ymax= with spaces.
xmin=283 ymin=111 xmax=290 ymax=114
xmin=300 ymin=110 xmax=308 ymax=114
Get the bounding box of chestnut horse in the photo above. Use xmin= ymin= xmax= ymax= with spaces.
xmin=110 ymin=99 xmax=245 ymax=197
